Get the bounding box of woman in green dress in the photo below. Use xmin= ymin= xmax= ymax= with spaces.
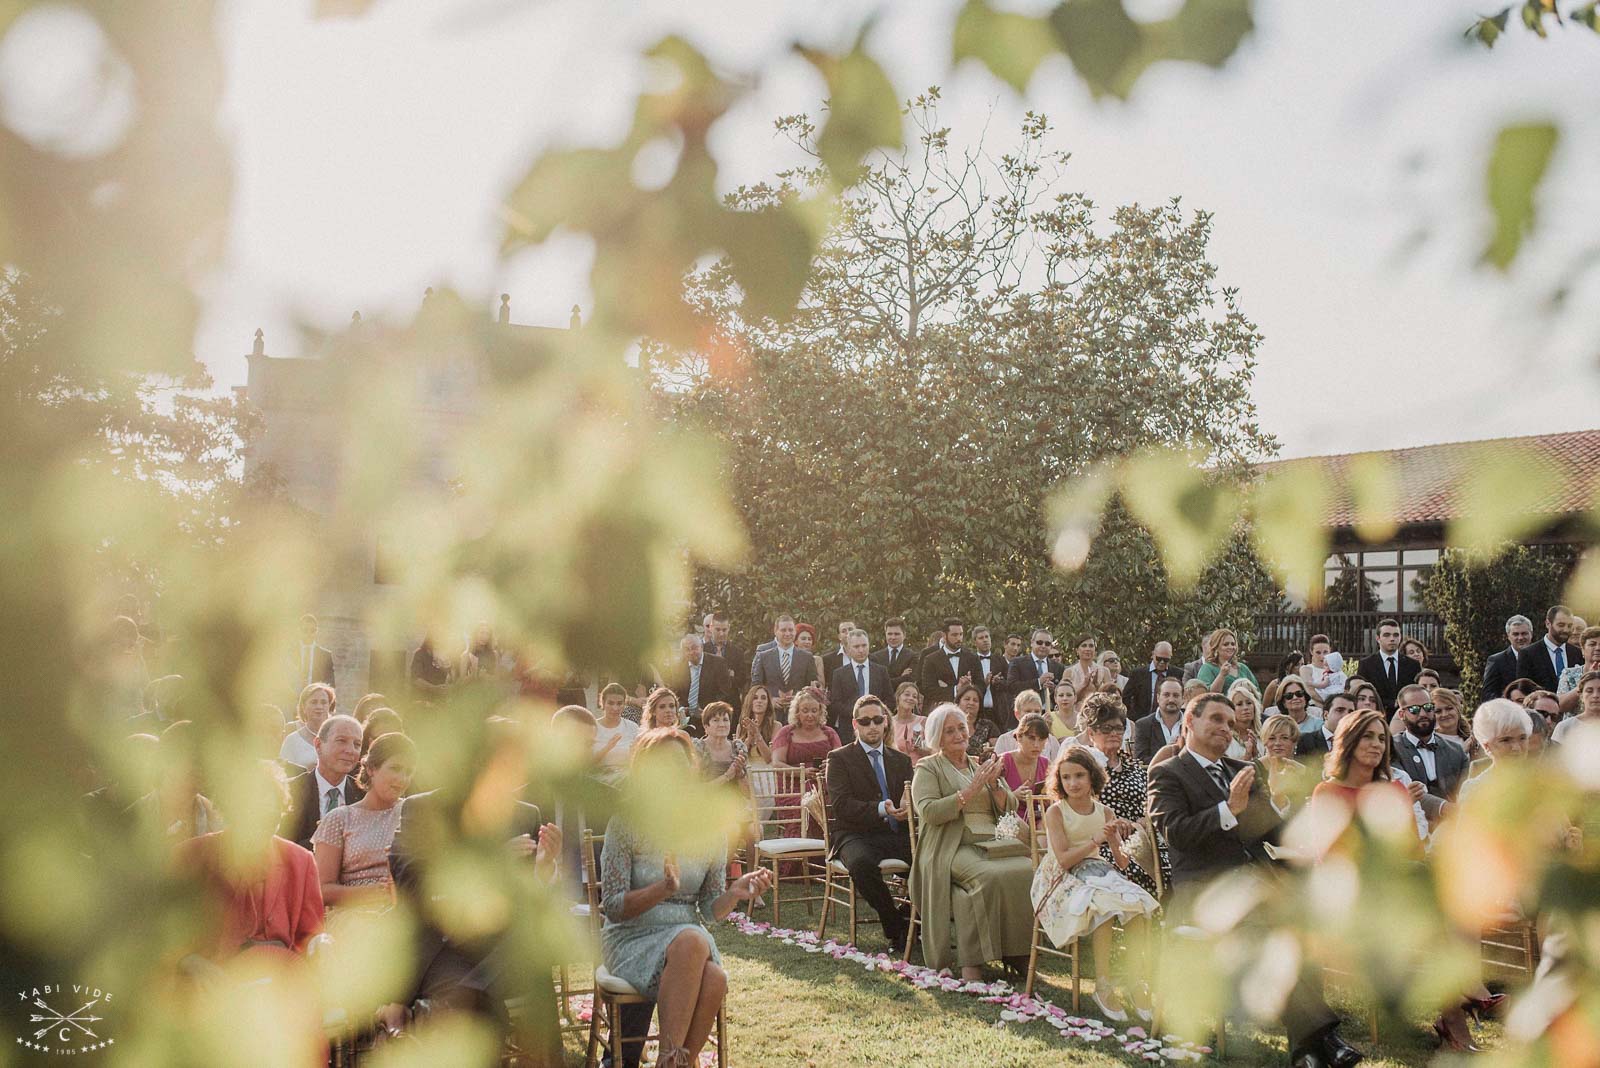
xmin=909 ymin=702 xmax=1036 ymax=979
xmin=1196 ymin=627 xmax=1259 ymax=695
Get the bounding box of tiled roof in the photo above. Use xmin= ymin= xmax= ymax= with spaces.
xmin=1257 ymin=428 xmax=1600 ymax=528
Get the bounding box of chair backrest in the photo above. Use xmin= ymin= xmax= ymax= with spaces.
xmin=757 ymin=765 xmax=812 ymax=837
xmin=1024 ymin=791 xmax=1052 ymax=864
xmin=800 ymin=768 xmax=829 ymax=843
xmin=580 ymin=828 xmax=606 ymax=935
xmin=1140 ymin=815 xmax=1164 ymax=899
xmin=901 ymin=782 xmax=918 ymax=861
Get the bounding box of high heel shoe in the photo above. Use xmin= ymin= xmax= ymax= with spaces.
xmin=1091 ymin=987 xmax=1129 ymax=1023
xmin=1432 ymin=1016 xmax=1483 ymax=1053
xmin=1463 ymin=992 xmax=1508 ymax=1022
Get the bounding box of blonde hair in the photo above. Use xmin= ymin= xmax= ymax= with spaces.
xmin=787 ymin=687 xmax=826 ymax=727
xmin=1227 ymin=682 xmax=1264 ymax=736
xmin=1202 ymin=628 xmax=1238 ymax=663
xmin=1260 ymin=713 xmax=1299 ymax=747
xmin=1012 ymin=689 xmax=1043 ymax=716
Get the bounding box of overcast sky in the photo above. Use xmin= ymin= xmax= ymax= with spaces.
xmin=203 ymin=0 xmax=1600 ymax=459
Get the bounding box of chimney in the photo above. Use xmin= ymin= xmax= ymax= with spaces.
xmin=570 ymin=304 xmax=581 ymax=330
xmin=251 ymin=328 xmax=265 ymax=357
xmin=499 ymin=293 xmax=511 ymax=324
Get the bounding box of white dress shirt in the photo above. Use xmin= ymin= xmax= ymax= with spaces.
xmin=1401 ymin=730 xmax=1437 ymax=782
xmin=859 ymin=740 xmax=894 ymax=819
xmin=1186 ymin=750 xmax=1242 ymax=831
xmin=314 ymin=767 xmax=348 ymax=816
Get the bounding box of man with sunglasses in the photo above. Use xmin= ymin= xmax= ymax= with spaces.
xmin=1124 ymin=641 xmax=1180 ymax=721
xmin=1006 ymin=628 xmax=1065 ymax=708
xmin=823 ymin=694 xmax=914 ymax=951
xmin=1391 ymin=684 xmax=1469 ymax=811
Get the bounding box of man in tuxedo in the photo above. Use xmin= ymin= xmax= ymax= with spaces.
xmin=292 ymin=613 xmax=337 ymax=692
xmin=1516 ymin=604 xmax=1584 ymax=693
xmin=702 ymin=612 xmax=747 ymax=696
xmin=280 ymin=714 xmax=364 ymax=850
xmin=1357 ymin=618 xmax=1420 ymax=712
xmin=1124 ymin=641 xmax=1180 ymax=721
xmin=829 ymin=629 xmax=892 ymax=742
xmin=1390 ymin=683 xmax=1469 ymax=811
xmin=869 ymin=617 xmax=918 ymax=687
xmin=1006 ymin=629 xmax=1063 ymax=711
xmin=1132 ymin=676 xmax=1186 ymax=764
xmin=750 ymin=614 xmax=818 ymax=704
xmin=1296 ymin=692 xmax=1353 ymax=758
xmin=821 ymin=620 xmax=857 ymax=690
xmin=970 ymin=626 xmax=1014 ymax=729
xmin=1148 ymin=695 xmax=1363 ymax=1068
xmin=661 ymin=634 xmax=731 ymax=729
xmin=824 ymin=695 xmax=913 ymax=950
xmin=1003 ymin=633 xmax=1024 ymax=660
xmin=918 ymin=617 xmax=983 ymax=706
xmin=1482 ymin=614 xmax=1533 ymax=702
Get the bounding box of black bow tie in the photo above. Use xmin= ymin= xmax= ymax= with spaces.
xmin=1414 ymin=737 xmax=1436 ymax=752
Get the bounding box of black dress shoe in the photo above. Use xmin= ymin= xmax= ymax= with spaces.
xmin=1288 ymin=1048 xmax=1326 ymax=1068
xmin=1321 ymin=1030 xmax=1364 ymax=1068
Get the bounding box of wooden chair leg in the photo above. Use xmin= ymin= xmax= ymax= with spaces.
xmin=816 ymin=867 xmax=832 ymax=938
xmin=1070 ymin=939 xmax=1080 ymax=1011
xmin=902 ymin=905 xmax=919 ymax=963
xmin=1024 ymin=926 xmax=1041 ymax=999
xmin=716 ymin=1004 xmax=727 ymax=1068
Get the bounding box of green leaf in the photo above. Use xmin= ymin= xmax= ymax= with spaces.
xmin=796 ymin=36 xmax=903 ymax=183
xmin=1482 ymin=121 xmax=1559 ymax=270
xmin=1465 ymin=8 xmax=1511 ymax=47
xmin=718 ymin=201 xmax=825 ymax=322
xmin=1160 ymin=0 xmax=1255 ymax=67
xmin=1049 ymin=0 xmax=1144 ymax=100
xmin=1573 ymin=3 xmax=1600 ymax=30
xmin=952 ymin=0 xmax=1058 ymax=93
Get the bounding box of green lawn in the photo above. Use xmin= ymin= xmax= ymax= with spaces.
xmin=564 ymin=916 xmax=1503 ymax=1066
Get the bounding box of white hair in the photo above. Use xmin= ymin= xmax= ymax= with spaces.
xmin=847 ymin=628 xmax=870 ymax=643
xmin=680 ymin=632 xmax=704 ymax=648
xmin=1505 ymin=615 xmax=1533 ymax=633
xmin=924 ymin=702 xmax=967 ymax=755
xmin=1472 ymin=698 xmax=1532 ymax=747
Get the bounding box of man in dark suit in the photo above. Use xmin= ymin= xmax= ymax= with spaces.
xmin=918 ymin=618 xmax=983 ymax=707
xmin=1357 ymin=618 xmax=1420 ymax=712
xmin=1124 ymin=641 xmax=1180 ymax=721
xmin=280 ymin=714 xmax=364 ymax=851
xmin=660 ymin=634 xmax=732 ymax=727
xmin=701 ymin=612 xmax=747 ymax=697
xmin=1148 ymin=694 xmax=1363 ymax=1068
xmin=750 ymin=614 xmax=818 ymax=704
xmin=824 ymin=694 xmax=913 ymax=950
xmin=1482 ymin=614 xmax=1534 ymax=701
xmin=1516 ymin=604 xmax=1584 ymax=693
xmin=970 ymin=626 xmax=1013 ymax=729
xmin=1132 ymin=676 xmax=1186 ymax=765
xmin=869 ymin=617 xmax=918 ymax=687
xmin=821 ymin=620 xmax=857 ymax=691
xmin=1296 ymin=692 xmax=1352 ymax=758
xmin=1390 ymin=683 xmax=1469 ymax=812
xmin=829 ymin=629 xmax=892 ymax=742
xmin=292 ymin=613 xmax=337 ymax=692
xmin=1005 ymin=628 xmax=1064 ymax=711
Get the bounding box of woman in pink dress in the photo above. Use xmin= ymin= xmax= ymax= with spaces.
xmin=888 ymin=681 xmax=929 ymax=763
xmin=313 ymin=732 xmax=416 ymax=910
xmin=999 ymin=713 xmax=1051 ymax=815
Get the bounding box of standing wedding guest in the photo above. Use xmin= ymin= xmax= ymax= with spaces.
xmin=972 ymin=626 xmax=1014 ymax=729
xmin=103 ymin=616 xmax=150 ymax=719
xmin=824 ymin=695 xmax=914 ymax=951
xmin=1551 ymin=669 xmax=1600 ymax=744
xmin=702 ymin=612 xmax=747 ymax=697
xmin=870 ymin=617 xmax=919 ymax=687
xmin=1516 ymin=604 xmax=1584 ymax=693
xmin=735 ymin=686 xmax=776 ymax=764
xmin=280 ymin=715 xmax=365 ymax=851
xmin=409 ymin=636 xmax=451 ymax=701
xmin=955 ymin=682 xmax=999 ymax=753
xmin=828 ymin=628 xmax=892 ymax=744
xmin=291 ymin=613 xmax=337 ymax=691
xmin=1132 ymin=677 xmax=1186 ymax=765
xmin=794 ymin=622 xmax=817 ymax=657
xmin=313 ymin=731 xmax=415 ymax=908
xmin=820 ymin=620 xmax=856 ymax=691
xmin=1484 ymin=615 xmax=1535 ymax=706
xmin=770 ymin=688 xmax=841 ymax=770
xmin=279 ymin=683 xmax=336 ymax=769
xmin=919 ymin=618 xmax=983 ymax=707
xmin=1300 ymin=634 xmax=1347 ymax=703
xmin=1401 ymin=637 xmax=1429 ymax=670
xmin=595 ymin=683 xmax=642 ymax=780
xmin=458 ymin=621 xmax=502 ymax=679
xmin=1079 ymin=697 xmax=1167 ymax=898
xmin=887 ymin=681 xmax=930 ymax=764
xmin=1225 ymin=681 xmax=1264 ymax=761
xmin=1357 ymin=618 xmax=1419 ymax=712
xmin=1148 ymin=694 xmax=1365 ymax=1068
xmin=750 ymin=615 xmax=818 ymax=706
xmin=351 ymin=692 xmax=387 ymax=726
xmin=661 ymin=634 xmax=731 ymax=729
xmin=1096 ymin=650 xmax=1129 ymax=695
xmin=1065 ymin=635 xmax=1110 ymax=697
xmin=909 ymin=703 xmax=1034 ymax=980
xmin=1196 ymin=628 xmax=1259 ymax=695
xmin=599 ymin=730 xmax=772 ymax=1068
xmin=1006 ymin=629 xmax=1064 ymax=715
xmin=1032 ymin=746 xmax=1159 ymax=1022
xmin=1556 ymin=626 xmax=1600 ymax=714
xmin=360 ymin=707 xmax=403 ymax=760
xmin=997 ymin=712 xmax=1053 ymax=812
xmin=1123 ymin=641 xmax=1179 ymax=722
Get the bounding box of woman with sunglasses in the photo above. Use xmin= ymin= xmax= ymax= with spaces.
xmin=1271 ymin=678 xmax=1323 ymax=738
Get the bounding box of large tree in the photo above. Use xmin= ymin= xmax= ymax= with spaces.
xmin=649 ymin=95 xmax=1279 ymax=645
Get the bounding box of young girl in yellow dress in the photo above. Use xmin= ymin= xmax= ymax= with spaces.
xmin=1031 ymin=745 xmax=1159 ymax=1023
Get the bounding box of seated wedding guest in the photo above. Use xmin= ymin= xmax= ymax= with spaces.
xmin=596 ymin=683 xmax=642 ymax=780
xmin=1032 ymin=746 xmax=1159 ymax=1022
xmin=1391 ymin=684 xmax=1469 ymax=810
xmin=281 ymin=714 xmax=365 ymax=852
xmin=1502 ymin=676 xmax=1539 ymax=705
xmin=1096 ymin=650 xmax=1128 ymax=694
xmin=956 ymin=682 xmax=1000 ymax=754
xmin=1259 ymin=714 xmax=1312 ymax=810
xmin=1347 ymin=678 xmax=1382 ymax=713
xmin=1148 ymin=694 xmax=1365 ymax=1068
xmin=888 ymin=681 xmax=931 ymax=764
xmin=600 ymin=730 xmax=772 ymax=1068
xmin=1079 ymin=695 xmax=1167 ymax=898
xmin=1309 ymin=710 xmax=1416 ymax=824
xmin=1551 ymin=669 xmax=1600 ymax=744
xmin=1430 ymin=687 xmax=1477 ymax=759
xmin=1459 ymin=699 xmax=1532 ymax=802
xmin=313 ymin=731 xmax=416 ymax=908
xmin=735 ymin=685 xmax=776 ymax=764
xmin=909 ymin=702 xmax=1034 ymax=981
xmin=1524 ymin=708 xmax=1553 ymax=757
xmin=694 ymin=703 xmax=748 ymax=786
xmin=994 ymin=692 xmax=1058 ymax=758
xmin=1196 ymin=628 xmax=1259 ymax=695
xmin=771 ymin=688 xmax=841 ymax=769
xmin=1262 ymin=651 xmax=1304 ymax=709
xmin=1049 ymin=681 xmax=1080 ymax=743
xmin=1225 ymin=681 xmax=1264 ymax=761
xmin=360 ymin=707 xmax=403 ymax=760
xmin=1556 ymin=626 xmax=1600 ymax=714
xmin=642 ymin=688 xmax=685 ymax=733
xmin=1416 ymin=667 xmax=1442 ymax=691
xmin=1133 ymin=677 xmax=1186 ymax=765
xmin=1525 ymin=690 xmax=1562 ymax=740
xmin=998 ymin=712 xmax=1053 ymax=812
xmin=351 ymin=692 xmax=387 ymax=726
xmin=132 ymin=723 xmax=224 ymax=840
xmin=279 ymin=682 xmax=336 ymax=769
xmin=823 ymin=695 xmax=914 ymax=950
xmin=1296 ymin=691 xmax=1353 ymax=758
xmin=1300 ymin=634 xmax=1347 ymax=703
